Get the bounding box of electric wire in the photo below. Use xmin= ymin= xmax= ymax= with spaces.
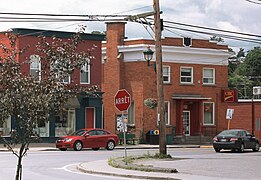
xmin=245 ymin=0 xmax=261 ymax=5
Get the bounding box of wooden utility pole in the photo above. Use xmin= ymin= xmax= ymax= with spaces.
xmin=153 ymin=0 xmax=167 ymax=155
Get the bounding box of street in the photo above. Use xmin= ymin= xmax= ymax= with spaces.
xmin=0 ymin=147 xmax=261 ymax=180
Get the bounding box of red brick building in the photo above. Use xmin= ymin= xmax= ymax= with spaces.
xmin=228 ymin=100 xmax=261 ymax=140
xmin=0 ymin=29 xmax=105 ymax=142
xmin=102 ymin=22 xmax=232 ymax=144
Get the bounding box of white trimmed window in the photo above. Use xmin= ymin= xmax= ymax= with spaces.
xmin=80 ymin=63 xmax=90 ymax=84
xmin=163 ymin=66 xmax=170 ymax=83
xmin=165 ymin=101 xmax=170 ymax=125
xmin=156 ymin=101 xmax=170 ymax=126
xmin=203 ymin=102 xmax=215 ymax=125
xmin=180 ymin=67 xmax=193 ymax=84
xmin=127 ymin=102 xmax=135 ymax=126
xmin=30 ymin=55 xmax=41 ymax=81
xmin=203 ymin=68 xmax=215 ymax=85
xmin=50 ymin=60 xmax=70 ymax=84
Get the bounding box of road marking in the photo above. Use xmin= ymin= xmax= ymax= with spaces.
xmin=59 ymin=163 xmax=138 ymax=180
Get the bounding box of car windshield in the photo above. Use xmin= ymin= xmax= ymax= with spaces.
xmin=71 ymin=129 xmax=87 ymax=136
xmin=218 ymin=130 xmax=240 ymax=136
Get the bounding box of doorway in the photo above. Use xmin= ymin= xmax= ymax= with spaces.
xmin=183 ymin=111 xmax=190 ymax=136
xmin=85 ymin=107 xmax=95 ymax=128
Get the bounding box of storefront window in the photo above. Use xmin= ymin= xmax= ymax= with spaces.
xmin=34 ymin=121 xmax=49 ymax=137
xmin=0 ymin=116 xmax=11 ymax=136
xmin=203 ymin=102 xmax=214 ymax=125
xmin=55 ymin=109 xmax=75 ymax=137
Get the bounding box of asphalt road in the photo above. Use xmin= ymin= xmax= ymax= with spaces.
xmin=0 ymin=148 xmax=261 ymax=180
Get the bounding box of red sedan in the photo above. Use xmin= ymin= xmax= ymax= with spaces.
xmin=56 ymin=128 xmax=119 ymax=151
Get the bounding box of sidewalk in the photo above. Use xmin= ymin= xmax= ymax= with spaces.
xmin=0 ymin=143 xmax=211 ymax=152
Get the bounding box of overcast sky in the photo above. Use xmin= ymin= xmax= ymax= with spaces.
xmin=0 ymin=0 xmax=260 ymax=51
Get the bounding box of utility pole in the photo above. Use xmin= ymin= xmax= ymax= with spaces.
xmin=153 ymin=0 xmax=167 ymax=155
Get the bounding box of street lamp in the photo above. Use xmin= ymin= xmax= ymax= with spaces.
xmin=143 ymin=45 xmax=154 ymax=66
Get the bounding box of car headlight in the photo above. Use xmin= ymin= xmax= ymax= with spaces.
xmin=64 ymin=138 xmax=73 ymax=142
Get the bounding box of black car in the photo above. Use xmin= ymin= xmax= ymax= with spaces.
xmin=213 ymin=129 xmax=260 ymax=152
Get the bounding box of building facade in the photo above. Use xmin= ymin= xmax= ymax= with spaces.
xmin=102 ymin=22 xmax=231 ymax=143
xmin=228 ymin=99 xmax=261 ymax=140
xmin=0 ymin=28 xmax=105 ymax=142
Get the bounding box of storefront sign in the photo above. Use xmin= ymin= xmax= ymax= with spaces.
xmin=222 ymin=89 xmax=237 ymax=103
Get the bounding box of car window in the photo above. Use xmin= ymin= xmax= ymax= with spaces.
xmin=72 ymin=129 xmax=87 ymax=136
xmin=96 ymin=130 xmax=108 ymax=135
xmin=88 ymin=130 xmax=97 ymax=136
xmin=237 ymin=131 xmax=245 ymax=137
xmin=218 ymin=130 xmax=239 ymax=136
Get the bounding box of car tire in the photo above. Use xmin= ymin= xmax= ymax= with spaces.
xmin=59 ymin=148 xmax=67 ymax=151
xmin=74 ymin=141 xmax=83 ymax=151
xmin=238 ymin=143 xmax=244 ymax=153
xmin=92 ymin=148 xmax=100 ymax=151
xmin=253 ymin=142 xmax=260 ymax=152
xmin=106 ymin=141 xmax=115 ymax=150
xmin=214 ymin=148 xmax=220 ymax=152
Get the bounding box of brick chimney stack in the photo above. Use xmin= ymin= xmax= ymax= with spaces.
xmin=102 ymin=22 xmax=126 ymax=131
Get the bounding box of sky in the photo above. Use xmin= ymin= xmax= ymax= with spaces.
xmin=0 ymin=0 xmax=261 ymax=51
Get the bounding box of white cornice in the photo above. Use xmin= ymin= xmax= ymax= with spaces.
xmin=102 ymin=44 xmax=231 ymax=65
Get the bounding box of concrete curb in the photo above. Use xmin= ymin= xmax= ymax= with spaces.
xmin=77 ymin=161 xmax=181 ymax=180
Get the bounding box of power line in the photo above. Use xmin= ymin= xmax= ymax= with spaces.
xmin=245 ymin=0 xmax=261 ymax=5
xmin=164 ymin=25 xmax=261 ymax=44
xmin=161 ymin=20 xmax=261 ymax=39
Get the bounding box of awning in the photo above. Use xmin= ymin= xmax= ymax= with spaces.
xmin=172 ymin=94 xmax=211 ymax=100
xmin=64 ymin=97 xmax=80 ymax=109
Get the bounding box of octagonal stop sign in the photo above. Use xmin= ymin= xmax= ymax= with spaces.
xmin=114 ymin=89 xmax=131 ymax=111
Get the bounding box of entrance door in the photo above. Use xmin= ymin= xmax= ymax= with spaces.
xmin=85 ymin=107 xmax=95 ymax=128
xmin=183 ymin=111 xmax=190 ymax=136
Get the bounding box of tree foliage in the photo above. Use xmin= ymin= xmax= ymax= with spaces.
xmin=0 ymin=28 xmax=100 ymax=180
xmin=228 ymin=47 xmax=261 ymax=98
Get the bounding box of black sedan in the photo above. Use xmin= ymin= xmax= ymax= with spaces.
xmin=213 ymin=129 xmax=260 ymax=152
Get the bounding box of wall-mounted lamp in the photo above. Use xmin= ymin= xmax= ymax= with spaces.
xmin=143 ymin=45 xmax=154 ymax=66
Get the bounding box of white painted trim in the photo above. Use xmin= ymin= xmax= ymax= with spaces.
xmin=203 ymin=102 xmax=215 ymax=126
xmin=183 ymin=110 xmax=190 ymax=136
xmin=102 ymin=44 xmax=231 ymax=66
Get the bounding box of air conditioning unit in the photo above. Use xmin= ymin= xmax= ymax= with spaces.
xmin=253 ymin=86 xmax=261 ymax=95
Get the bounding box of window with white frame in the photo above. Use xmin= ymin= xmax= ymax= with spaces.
xmin=55 ymin=109 xmax=76 ymax=137
xmin=165 ymin=101 xmax=170 ymax=125
xmin=156 ymin=101 xmax=170 ymax=126
xmin=127 ymin=102 xmax=135 ymax=126
xmin=30 ymin=55 xmax=41 ymax=81
xmin=203 ymin=68 xmax=215 ymax=85
xmin=203 ymin=102 xmax=214 ymax=125
xmin=80 ymin=63 xmax=90 ymax=84
xmin=50 ymin=60 xmax=70 ymax=84
xmin=180 ymin=67 xmax=193 ymax=83
xmin=163 ymin=66 xmax=170 ymax=83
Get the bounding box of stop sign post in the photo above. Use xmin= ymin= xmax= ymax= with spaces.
xmin=114 ymin=89 xmax=131 ymax=165
xmin=114 ymin=89 xmax=131 ymax=112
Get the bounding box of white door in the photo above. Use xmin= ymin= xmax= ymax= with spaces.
xmin=183 ymin=111 xmax=190 ymax=136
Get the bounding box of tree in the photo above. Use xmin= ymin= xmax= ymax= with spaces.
xmin=228 ymin=47 xmax=261 ymax=98
xmin=0 ymin=28 xmax=99 ymax=180
xmin=210 ymin=35 xmax=224 ymax=42
xmin=239 ymin=47 xmax=261 ymax=85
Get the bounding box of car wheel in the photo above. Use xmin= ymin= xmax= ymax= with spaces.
xmin=59 ymin=148 xmax=67 ymax=151
xmin=253 ymin=142 xmax=260 ymax=152
xmin=92 ymin=148 xmax=100 ymax=151
xmin=106 ymin=141 xmax=115 ymax=150
xmin=238 ymin=143 xmax=244 ymax=153
xmin=214 ymin=148 xmax=220 ymax=152
xmin=74 ymin=141 xmax=83 ymax=151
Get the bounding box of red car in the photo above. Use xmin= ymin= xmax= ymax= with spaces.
xmin=56 ymin=128 xmax=119 ymax=151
